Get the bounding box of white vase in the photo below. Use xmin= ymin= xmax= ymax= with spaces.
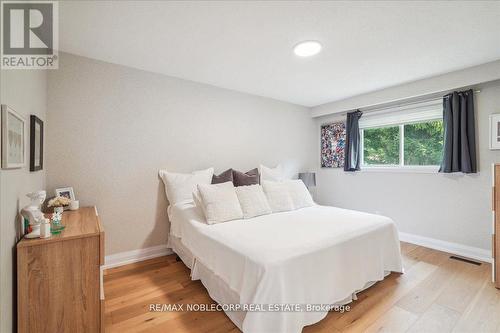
xmin=54 ymin=206 xmax=63 ymax=214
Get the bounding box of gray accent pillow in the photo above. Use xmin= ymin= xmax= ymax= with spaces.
xmin=212 ymin=169 xmax=233 ymax=184
xmin=233 ymin=168 xmax=259 ymax=187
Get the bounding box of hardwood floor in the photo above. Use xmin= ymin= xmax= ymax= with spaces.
xmin=104 ymin=242 xmax=499 ymax=333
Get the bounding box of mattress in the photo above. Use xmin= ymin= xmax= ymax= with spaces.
xmin=168 ymin=203 xmax=403 ymax=333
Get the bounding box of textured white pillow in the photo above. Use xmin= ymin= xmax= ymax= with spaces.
xmin=159 ymin=167 xmax=214 ymax=205
xmin=192 ymin=190 xmax=213 ymax=223
xmin=192 ymin=189 xmax=205 ymax=211
xmin=259 ymin=164 xmax=286 ymax=182
xmin=235 ymin=185 xmax=272 ymax=219
xmin=197 ymin=182 xmax=243 ymax=224
xmin=286 ymin=180 xmax=314 ymax=209
xmin=262 ymin=181 xmax=294 ymax=213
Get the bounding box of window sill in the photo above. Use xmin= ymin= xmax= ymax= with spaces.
xmin=359 ymin=166 xmax=439 ymax=174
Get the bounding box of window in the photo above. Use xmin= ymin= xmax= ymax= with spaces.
xmin=360 ymin=100 xmax=444 ymax=169
xmin=362 ymin=126 xmax=400 ymax=165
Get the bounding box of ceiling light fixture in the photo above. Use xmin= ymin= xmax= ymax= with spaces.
xmin=293 ymin=41 xmax=322 ymax=57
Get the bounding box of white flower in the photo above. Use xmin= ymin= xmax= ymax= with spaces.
xmin=48 ymin=196 xmax=71 ymax=207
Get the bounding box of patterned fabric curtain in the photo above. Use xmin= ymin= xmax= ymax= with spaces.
xmin=439 ymin=90 xmax=477 ymax=173
xmin=344 ymin=110 xmax=363 ymax=172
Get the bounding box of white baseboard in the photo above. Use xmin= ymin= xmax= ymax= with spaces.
xmin=399 ymin=231 xmax=492 ymax=263
xmin=104 ymin=244 xmax=173 ymax=269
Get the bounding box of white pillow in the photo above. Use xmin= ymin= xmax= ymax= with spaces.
xmin=260 ymin=164 xmax=286 ymax=182
xmin=191 ymin=190 xmax=212 ymax=223
xmin=286 ymin=180 xmax=314 ymax=209
xmin=262 ymin=181 xmax=294 ymax=213
xmin=192 ymin=189 xmax=205 ymax=210
xmin=197 ymin=182 xmax=243 ymax=224
xmin=235 ymin=185 xmax=272 ymax=219
xmin=159 ymin=167 xmax=214 ymax=205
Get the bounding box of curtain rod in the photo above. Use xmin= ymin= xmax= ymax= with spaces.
xmin=339 ymin=89 xmax=481 ymax=117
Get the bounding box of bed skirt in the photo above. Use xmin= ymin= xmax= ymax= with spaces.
xmin=167 ymin=235 xmax=389 ymax=332
xmin=168 ymin=235 xmax=246 ymax=329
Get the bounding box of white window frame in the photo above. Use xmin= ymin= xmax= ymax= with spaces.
xmin=359 ymin=100 xmax=442 ymax=173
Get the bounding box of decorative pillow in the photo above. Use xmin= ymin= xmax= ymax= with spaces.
xmin=212 ymin=169 xmax=233 ymax=184
xmin=260 ymin=164 xmax=286 ymax=182
xmin=235 ymin=185 xmax=271 ymax=218
xmin=233 ymin=168 xmax=259 ymax=186
xmin=286 ymin=180 xmax=314 ymax=209
xmin=192 ymin=189 xmax=211 ymax=223
xmin=262 ymin=181 xmax=294 ymax=213
xmin=192 ymin=190 xmax=204 ymax=211
xmin=197 ymin=182 xmax=243 ymax=224
xmin=159 ymin=168 xmax=214 ymax=205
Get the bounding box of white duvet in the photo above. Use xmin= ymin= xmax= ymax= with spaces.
xmin=169 ymin=203 xmax=403 ymax=333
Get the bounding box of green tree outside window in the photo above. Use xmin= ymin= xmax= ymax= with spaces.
xmin=362 ymin=120 xmax=443 ymax=166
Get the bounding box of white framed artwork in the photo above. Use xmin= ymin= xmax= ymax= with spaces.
xmin=490 ymin=114 xmax=500 ymax=150
xmin=1 ymin=105 xmax=25 ymax=169
xmin=55 ymin=187 xmax=76 ymax=201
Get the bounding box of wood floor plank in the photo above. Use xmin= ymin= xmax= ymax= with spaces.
xmin=404 ymin=246 xmax=450 ymax=266
xmin=334 ymin=261 xmax=438 ymax=332
xmin=104 ymin=258 xmax=180 ymax=283
xmin=109 ymin=283 xmax=207 ymax=325
xmin=104 ymin=256 xmax=174 ymax=276
xmin=108 ymin=293 xmax=218 ymax=332
xmin=400 ymin=242 xmax=419 ymax=255
xmin=406 ymin=303 xmax=460 ymax=333
xmin=104 ymin=244 xmax=498 ymax=333
xmin=303 ymin=274 xmax=401 ymax=332
xmin=140 ymin=309 xmax=237 ymax=333
xmin=105 ymin=267 xmax=189 ymax=298
xmin=106 ymin=279 xmax=186 ymax=312
xmin=435 ymin=260 xmax=491 ymax=314
xmin=452 ymin=277 xmax=500 ymax=333
xmin=363 ymin=305 xmax=418 ymax=333
xmin=396 ymin=257 xmax=460 ymax=314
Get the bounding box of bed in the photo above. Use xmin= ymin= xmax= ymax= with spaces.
xmin=167 ymin=202 xmax=403 ymax=333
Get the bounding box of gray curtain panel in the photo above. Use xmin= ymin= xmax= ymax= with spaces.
xmin=344 ymin=110 xmax=363 ymax=171
xmin=439 ymin=89 xmax=477 ymax=173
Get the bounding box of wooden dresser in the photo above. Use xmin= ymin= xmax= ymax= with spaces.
xmin=493 ymin=164 xmax=500 ymax=288
xmin=17 ymin=207 xmax=105 ymax=333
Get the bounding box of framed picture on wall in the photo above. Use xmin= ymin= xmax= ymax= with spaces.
xmin=490 ymin=114 xmax=500 ymax=150
xmin=1 ymin=104 xmax=25 ymax=169
xmin=30 ymin=115 xmax=44 ymax=171
xmin=321 ymin=122 xmax=346 ymax=168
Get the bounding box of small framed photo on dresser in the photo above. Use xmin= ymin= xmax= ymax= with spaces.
xmin=55 ymin=187 xmax=76 ymax=201
xmin=30 ymin=115 xmax=44 ymax=171
xmin=490 ymin=114 xmax=500 ymax=150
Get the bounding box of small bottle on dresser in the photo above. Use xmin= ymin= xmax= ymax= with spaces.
xmin=40 ymin=218 xmax=51 ymax=238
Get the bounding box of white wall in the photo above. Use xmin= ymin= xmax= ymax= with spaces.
xmin=0 ymin=70 xmax=47 ymax=333
xmin=312 ymin=59 xmax=500 ymax=117
xmin=46 ymin=52 xmax=500 ymax=257
xmin=46 ymin=53 xmax=316 ymax=255
xmin=314 ymin=80 xmax=500 ymax=252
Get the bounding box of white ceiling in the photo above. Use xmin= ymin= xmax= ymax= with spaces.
xmin=59 ymin=1 xmax=500 ymax=107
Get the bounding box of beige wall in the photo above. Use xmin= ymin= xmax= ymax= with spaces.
xmin=0 ymin=70 xmax=47 ymax=333
xmin=314 ymin=80 xmax=500 ymax=251
xmin=46 ymin=53 xmax=316 ymax=255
